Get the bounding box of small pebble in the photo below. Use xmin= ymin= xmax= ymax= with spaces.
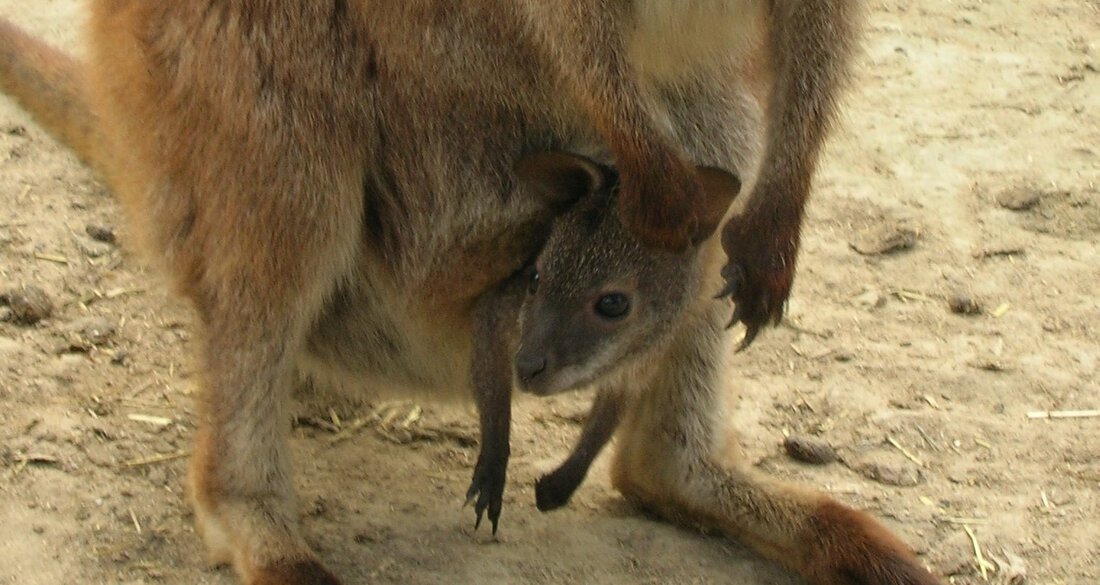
xmin=1 ymin=285 xmax=54 ymax=325
xmin=834 ymin=350 xmax=855 ymax=363
xmin=850 ymin=223 xmax=919 ymax=256
xmin=856 ymin=461 xmax=923 ymax=487
xmin=147 ymin=467 xmax=168 ymax=487
xmin=56 ymin=317 xmax=118 ymax=353
xmin=77 ymin=240 xmax=113 ymax=259
xmin=75 ymin=316 xmax=117 ymax=347
xmin=83 ymin=443 xmax=116 ymax=468
xmin=996 ymin=187 xmax=1042 ymax=211
xmin=948 ymin=294 xmax=982 ymax=315
xmin=1050 ymin=492 xmax=1074 ymax=506
xmin=783 ymin=435 xmax=839 ymax=465
xmin=85 ymin=224 xmax=117 ymax=244
xmin=854 ymin=290 xmax=886 ymax=310
xmin=927 ymin=531 xmax=977 ymax=577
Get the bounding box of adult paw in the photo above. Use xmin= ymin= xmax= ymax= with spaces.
xmin=717 ymin=202 xmax=801 ymax=349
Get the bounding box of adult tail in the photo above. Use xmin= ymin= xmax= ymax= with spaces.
xmin=0 ymin=19 xmax=100 ymax=169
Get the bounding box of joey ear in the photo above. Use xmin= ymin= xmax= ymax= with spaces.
xmin=515 ymin=151 xmax=605 ymax=210
xmin=691 ymin=167 xmax=742 ymax=245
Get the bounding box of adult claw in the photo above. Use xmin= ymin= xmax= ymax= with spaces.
xmin=719 ymin=215 xmax=799 ymax=348
xmin=737 ymin=325 xmax=760 ymax=352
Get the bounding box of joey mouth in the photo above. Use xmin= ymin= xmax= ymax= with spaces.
xmin=513 ymin=347 xmax=563 ymax=396
xmin=513 ymin=361 xmax=597 ymax=397
xmin=512 ymin=339 xmax=621 ymax=397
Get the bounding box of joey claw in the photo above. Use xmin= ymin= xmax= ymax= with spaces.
xmin=473 ymin=499 xmax=485 ymax=530
xmin=466 ymin=455 xmax=507 ymax=534
xmin=487 ymin=492 xmax=502 ymax=534
xmin=471 ymin=484 xmax=503 ymax=534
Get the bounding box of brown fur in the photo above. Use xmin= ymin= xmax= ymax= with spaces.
xmin=252 ymin=560 xmax=341 ymax=585
xmin=0 ymin=19 xmax=99 ymax=168
xmin=0 ymin=3 xmax=935 ymax=584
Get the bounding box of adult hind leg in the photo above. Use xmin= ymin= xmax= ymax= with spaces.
xmin=175 ymin=133 xmax=371 ymax=585
xmin=188 ymin=273 xmax=347 ymax=584
xmin=87 ymin=6 xmax=373 ymax=582
xmin=180 ymin=160 xmax=368 ymax=585
xmin=180 ymin=163 xmax=364 ymax=585
xmin=610 ymin=303 xmax=941 ymax=585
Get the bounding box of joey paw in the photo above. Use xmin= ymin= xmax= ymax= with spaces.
xmin=465 ymin=455 xmax=507 ymax=534
xmin=534 ymin=469 xmax=579 ymax=512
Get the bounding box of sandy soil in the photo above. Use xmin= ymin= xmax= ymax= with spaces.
xmin=1 ymin=1 xmax=1097 ymax=584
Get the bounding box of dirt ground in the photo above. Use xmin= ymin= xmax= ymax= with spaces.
xmin=0 ymin=1 xmax=1097 ymax=584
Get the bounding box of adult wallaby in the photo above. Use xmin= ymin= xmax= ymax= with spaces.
xmin=0 ymin=2 xmax=938 ymax=585
xmin=466 ymin=152 xmax=741 ymax=532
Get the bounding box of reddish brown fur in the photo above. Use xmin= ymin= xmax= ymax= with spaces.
xmin=0 ymin=19 xmax=99 ymax=168
xmin=799 ymin=501 xmax=942 ymax=585
xmin=252 ymin=561 xmax=341 ymax=585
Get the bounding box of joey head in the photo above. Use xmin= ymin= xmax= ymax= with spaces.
xmin=466 ymin=151 xmax=740 ymax=531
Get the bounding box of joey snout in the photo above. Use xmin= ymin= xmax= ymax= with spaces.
xmin=513 ymin=295 xmax=631 ymax=396
xmin=514 ymin=346 xmax=554 ymax=394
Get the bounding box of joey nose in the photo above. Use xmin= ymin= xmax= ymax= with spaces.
xmin=516 ymin=353 xmax=547 ymax=382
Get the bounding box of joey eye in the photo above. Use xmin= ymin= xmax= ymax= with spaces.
xmin=594 ymin=293 xmax=630 ymax=320
xmin=526 ymin=267 xmax=540 ymax=294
